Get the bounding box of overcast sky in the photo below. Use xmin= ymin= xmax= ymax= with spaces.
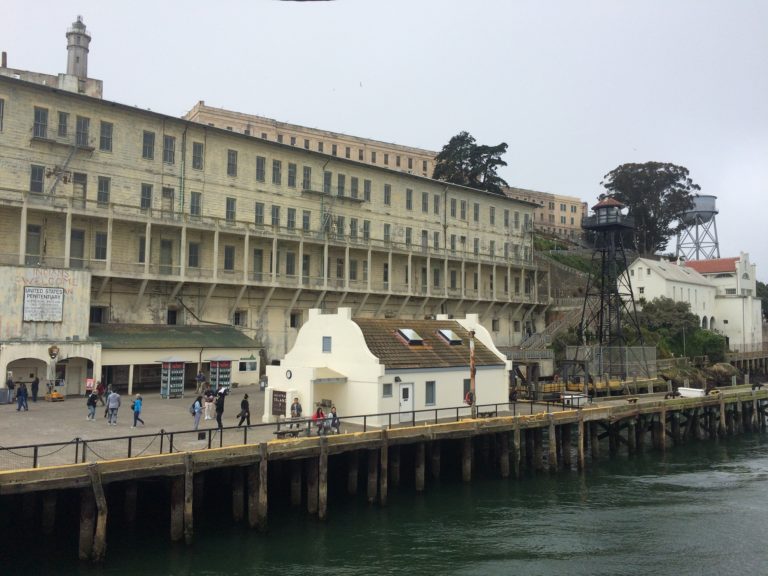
xmin=4 ymin=1 xmax=767 ymax=280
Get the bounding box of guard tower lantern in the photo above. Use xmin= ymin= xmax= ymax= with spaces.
xmin=579 ymin=197 xmax=642 ymax=347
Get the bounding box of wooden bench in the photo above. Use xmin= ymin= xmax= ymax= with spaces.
xmin=626 ymin=397 xmax=639 ymax=404
xmin=477 ymin=411 xmax=496 ymax=418
xmin=273 ymin=428 xmax=304 ymax=439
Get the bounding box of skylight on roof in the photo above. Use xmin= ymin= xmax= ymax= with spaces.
xmin=437 ymin=328 xmax=462 ymax=345
xmin=398 ymin=328 xmax=423 ymax=345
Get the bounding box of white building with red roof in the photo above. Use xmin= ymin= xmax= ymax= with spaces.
xmin=625 ymin=253 xmax=762 ymax=353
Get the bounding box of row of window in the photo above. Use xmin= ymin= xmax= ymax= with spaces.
xmin=224 ymin=125 xmax=430 ymax=173
xmin=32 ymin=106 xmax=103 ymax=149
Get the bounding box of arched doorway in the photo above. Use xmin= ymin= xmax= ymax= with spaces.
xmin=702 ymin=316 xmax=708 ymax=329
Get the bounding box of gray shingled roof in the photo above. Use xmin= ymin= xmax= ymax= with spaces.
xmin=89 ymin=324 xmax=259 ymax=349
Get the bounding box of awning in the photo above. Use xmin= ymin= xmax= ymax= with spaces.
xmin=311 ymin=367 xmax=347 ymax=385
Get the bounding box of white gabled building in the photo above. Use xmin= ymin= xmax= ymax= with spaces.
xmin=263 ymin=308 xmax=511 ymax=426
xmin=625 ymin=254 xmax=763 ymax=353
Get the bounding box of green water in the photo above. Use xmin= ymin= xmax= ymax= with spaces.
xmin=7 ymin=436 xmax=768 ymax=575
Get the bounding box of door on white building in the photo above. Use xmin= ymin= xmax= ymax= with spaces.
xmin=398 ymin=383 xmax=413 ymax=422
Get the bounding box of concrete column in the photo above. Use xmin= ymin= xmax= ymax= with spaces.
xmin=64 ymin=208 xmax=72 ymax=268
xmin=18 ymin=202 xmax=28 ymax=265
xmin=127 ymin=364 xmax=134 ymax=396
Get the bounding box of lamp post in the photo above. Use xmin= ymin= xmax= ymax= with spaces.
xmin=47 ymin=345 xmax=59 ymax=395
xmin=469 ymin=330 xmax=476 ymax=418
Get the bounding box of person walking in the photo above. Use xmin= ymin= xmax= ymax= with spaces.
xmin=86 ymin=389 xmax=98 ymax=421
xmin=106 ymin=389 xmax=121 ymax=425
xmin=237 ymin=394 xmax=251 ymax=427
xmin=96 ymin=380 xmax=106 ymax=406
xmin=195 ymin=370 xmax=206 ymax=395
xmin=192 ymin=395 xmax=203 ymax=430
xmin=131 ymin=394 xmax=145 ymax=428
xmin=329 ymin=406 xmax=341 ymax=434
xmin=215 ymin=389 xmax=226 ymax=429
xmin=204 ymin=388 xmax=215 ymax=420
xmin=30 ymin=375 xmax=39 ymax=403
xmin=6 ymin=375 xmax=14 ymax=404
xmin=312 ymin=406 xmax=327 ymax=436
xmin=289 ymin=396 xmax=302 ymax=428
xmin=16 ymin=382 xmax=29 ymax=411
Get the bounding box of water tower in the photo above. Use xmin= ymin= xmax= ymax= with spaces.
xmin=676 ymin=194 xmax=720 ymax=261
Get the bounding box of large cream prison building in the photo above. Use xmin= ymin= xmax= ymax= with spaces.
xmin=0 ymin=19 xmax=550 ymax=393
xmin=185 ymin=105 xmax=588 ymax=240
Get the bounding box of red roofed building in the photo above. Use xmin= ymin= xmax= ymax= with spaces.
xmin=683 ymin=258 xmax=739 ymax=275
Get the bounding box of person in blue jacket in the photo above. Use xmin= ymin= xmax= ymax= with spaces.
xmin=131 ymin=394 xmax=145 ymax=427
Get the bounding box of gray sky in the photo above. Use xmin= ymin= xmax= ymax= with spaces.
xmin=4 ymin=0 xmax=767 ymax=280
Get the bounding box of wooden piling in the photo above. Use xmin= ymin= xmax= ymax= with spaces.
xmin=415 ymin=442 xmax=426 ymax=492
xmin=306 ymin=458 xmax=319 ymax=515
xmin=636 ymin=416 xmax=646 ymax=451
xmin=291 ymin=459 xmax=303 ymax=506
xmin=257 ymin=444 xmax=268 ymax=530
xmin=524 ymin=429 xmax=534 ymax=470
xmin=248 ymin=464 xmax=260 ymax=526
xmin=499 ymin=433 xmax=510 ymax=478
xmin=319 ymin=438 xmax=328 ymax=520
xmin=347 ymin=451 xmax=359 ymax=495
xmin=576 ymin=414 xmax=585 ymax=470
xmin=193 ymin=472 xmax=205 ymax=516
xmin=124 ymin=481 xmax=137 ymax=525
xmin=380 ymin=431 xmax=389 ymax=506
xmin=737 ymin=401 xmax=744 ymax=434
xmin=659 ymin=408 xmax=667 ymax=452
xmin=533 ymin=429 xmax=544 ymax=472
xmin=670 ymin=412 xmax=680 ymax=445
xmin=561 ymin=424 xmax=572 ymax=470
xmin=461 ymin=438 xmax=472 ymax=482
xmin=590 ymin=421 xmax=599 ymax=461
xmin=752 ymin=394 xmax=759 ymax=431
xmin=367 ymin=449 xmax=378 ymax=503
xmin=41 ymin=491 xmax=57 ymax=535
xmin=87 ymin=463 xmax=107 ymax=562
xmin=627 ymin=419 xmax=636 ymax=455
xmin=719 ymin=396 xmax=727 ymax=437
xmin=513 ymin=420 xmax=522 ymax=477
xmin=78 ymin=489 xmax=95 ymax=561
xmin=170 ymin=476 xmax=184 ymax=542
xmin=232 ymin=466 xmax=244 ymax=522
xmin=548 ymin=419 xmax=558 ymax=472
xmin=184 ymin=454 xmax=194 ymax=545
xmin=390 ymin=446 xmax=401 ymax=488
xmin=430 ymin=441 xmax=441 ymax=481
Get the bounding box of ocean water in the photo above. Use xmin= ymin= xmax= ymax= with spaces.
xmin=6 ymin=435 xmax=768 ymax=576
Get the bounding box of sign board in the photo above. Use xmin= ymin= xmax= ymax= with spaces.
xmin=160 ymin=361 xmax=185 ymax=399
xmin=23 ymin=286 xmax=64 ymax=322
xmin=210 ymin=360 xmax=232 ymax=391
xmin=85 ymin=378 xmax=95 ymax=392
xmin=272 ymin=390 xmax=287 ymax=417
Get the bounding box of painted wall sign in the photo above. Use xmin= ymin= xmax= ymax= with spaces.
xmin=23 ymin=286 xmax=64 ymax=322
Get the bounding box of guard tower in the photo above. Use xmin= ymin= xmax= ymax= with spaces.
xmin=676 ymin=194 xmax=720 ymax=261
xmin=66 ymin=16 xmax=91 ymax=79
xmin=579 ymin=198 xmax=642 ymax=346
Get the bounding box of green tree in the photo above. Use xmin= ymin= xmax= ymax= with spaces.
xmin=433 ymin=131 xmax=509 ymax=195
xmin=600 ymin=162 xmax=699 ymax=255
xmin=757 ymin=280 xmax=768 ymax=321
xmin=637 ymin=297 xmax=725 ymax=360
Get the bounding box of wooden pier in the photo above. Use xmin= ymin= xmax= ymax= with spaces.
xmin=1 ymin=387 xmax=766 ymax=562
